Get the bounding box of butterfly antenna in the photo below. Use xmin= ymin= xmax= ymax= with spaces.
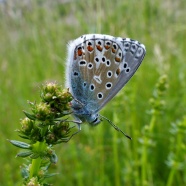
xmin=100 ymin=115 xmax=132 ymax=140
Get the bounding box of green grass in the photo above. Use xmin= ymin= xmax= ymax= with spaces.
xmin=1 ymin=0 xmax=186 ymax=185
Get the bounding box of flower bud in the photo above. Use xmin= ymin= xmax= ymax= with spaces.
xmin=35 ymin=103 xmax=51 ymax=120
xmin=20 ymin=117 xmax=34 ymax=133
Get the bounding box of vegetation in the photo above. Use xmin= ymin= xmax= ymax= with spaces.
xmin=0 ymin=0 xmax=186 ymax=185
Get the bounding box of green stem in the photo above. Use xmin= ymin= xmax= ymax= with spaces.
xmin=113 ymin=112 xmax=120 ymax=186
xmin=29 ymin=157 xmax=42 ymax=178
xmin=166 ymin=168 xmax=175 ymax=186
xmin=29 ymin=141 xmax=46 ymax=178
xmin=141 ymin=113 xmax=156 ymax=185
xmin=166 ymin=130 xmax=182 ymax=186
xmin=141 ymin=137 xmax=147 ymax=185
xmin=149 ymin=114 xmax=156 ymax=133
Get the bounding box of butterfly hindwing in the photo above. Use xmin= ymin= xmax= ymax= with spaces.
xmin=98 ymin=37 xmax=146 ymax=110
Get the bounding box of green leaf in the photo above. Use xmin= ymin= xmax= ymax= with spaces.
xmin=50 ymin=152 xmax=58 ymax=164
xmin=21 ymin=167 xmax=29 ymax=179
xmin=8 ymin=140 xmax=31 ymax=149
xmin=23 ymin=110 xmax=36 ymax=120
xmin=43 ymin=183 xmax=52 ymax=186
xmin=18 ymin=134 xmax=30 ymax=140
xmin=17 ymin=151 xmax=33 ymax=157
xmin=30 ymin=153 xmax=40 ymax=159
xmin=44 ymin=173 xmax=59 ymax=178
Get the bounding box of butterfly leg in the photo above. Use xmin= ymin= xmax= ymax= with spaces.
xmin=63 ymin=119 xmax=82 ymax=142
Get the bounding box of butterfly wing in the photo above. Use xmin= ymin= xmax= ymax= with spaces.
xmin=96 ymin=36 xmax=146 ymax=110
xmin=66 ymin=34 xmax=146 ymax=113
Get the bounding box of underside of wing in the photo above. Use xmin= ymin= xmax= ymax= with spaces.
xmin=66 ymin=34 xmax=146 ymax=112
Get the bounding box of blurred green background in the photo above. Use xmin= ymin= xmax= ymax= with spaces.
xmin=0 ymin=0 xmax=186 ymax=185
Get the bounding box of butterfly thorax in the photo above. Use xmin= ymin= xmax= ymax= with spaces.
xmin=71 ymin=99 xmax=101 ymax=125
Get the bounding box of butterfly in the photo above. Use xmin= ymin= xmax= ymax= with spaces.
xmin=66 ymin=34 xmax=146 ymax=139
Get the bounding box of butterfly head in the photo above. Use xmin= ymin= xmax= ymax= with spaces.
xmin=83 ymin=113 xmax=101 ymax=126
xmin=71 ymin=100 xmax=101 ymax=126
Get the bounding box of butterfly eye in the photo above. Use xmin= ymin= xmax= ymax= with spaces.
xmin=92 ymin=117 xmax=98 ymax=123
xmin=91 ymin=115 xmax=101 ymax=125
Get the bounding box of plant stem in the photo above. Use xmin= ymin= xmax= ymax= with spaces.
xmin=29 ymin=141 xmax=46 ymax=178
xmin=113 ymin=112 xmax=120 ymax=186
xmin=141 ymin=113 xmax=156 ymax=185
xmin=149 ymin=114 xmax=156 ymax=133
xmin=166 ymin=168 xmax=175 ymax=186
xmin=29 ymin=157 xmax=42 ymax=178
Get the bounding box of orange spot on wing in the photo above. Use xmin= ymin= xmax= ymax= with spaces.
xmin=112 ymin=48 xmax=116 ymax=53
xmin=96 ymin=45 xmax=103 ymax=52
xmin=116 ymin=68 xmax=120 ymax=76
xmin=87 ymin=45 xmax=94 ymax=52
xmin=77 ymin=48 xmax=83 ymax=56
xmin=105 ymin=45 xmax=110 ymax=50
xmin=115 ymin=57 xmax=121 ymax=62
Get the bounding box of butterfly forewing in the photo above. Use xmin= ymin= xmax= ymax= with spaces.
xmin=66 ymin=34 xmax=146 ymax=117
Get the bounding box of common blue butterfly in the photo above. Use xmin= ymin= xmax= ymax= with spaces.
xmin=66 ymin=34 xmax=146 ymax=139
